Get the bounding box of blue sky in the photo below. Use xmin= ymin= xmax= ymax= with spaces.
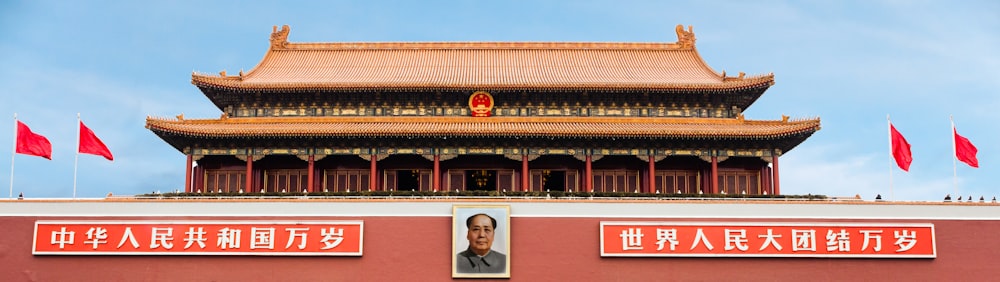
xmin=0 ymin=1 xmax=997 ymax=201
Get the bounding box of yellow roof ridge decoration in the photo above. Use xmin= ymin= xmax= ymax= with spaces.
xmin=191 ymin=24 xmax=774 ymax=92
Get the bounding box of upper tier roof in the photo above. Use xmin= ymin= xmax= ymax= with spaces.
xmin=191 ymin=25 xmax=773 ymax=92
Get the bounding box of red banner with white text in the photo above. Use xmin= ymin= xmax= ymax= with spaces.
xmin=601 ymin=222 xmax=935 ymax=258
xmin=34 ymin=220 xmax=363 ymax=256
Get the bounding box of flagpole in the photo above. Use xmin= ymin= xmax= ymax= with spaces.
xmin=74 ymin=113 xmax=80 ymax=199
xmin=10 ymin=113 xmax=18 ymax=199
xmin=887 ymin=115 xmax=893 ymax=201
xmin=951 ymin=115 xmax=958 ymax=198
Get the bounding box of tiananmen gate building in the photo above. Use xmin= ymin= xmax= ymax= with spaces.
xmin=146 ymin=25 xmax=820 ymax=196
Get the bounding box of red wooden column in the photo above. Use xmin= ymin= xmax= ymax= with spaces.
xmin=245 ymin=154 xmax=254 ymax=193
xmin=772 ymin=154 xmax=781 ymax=195
xmin=306 ymin=155 xmax=315 ymax=193
xmin=760 ymin=164 xmax=770 ymax=195
xmin=194 ymin=165 xmax=204 ymax=193
xmin=521 ymin=155 xmax=529 ymax=192
xmin=766 ymin=166 xmax=774 ymax=195
xmin=369 ymin=154 xmax=377 ymax=191
xmin=648 ymin=155 xmax=656 ymax=193
xmin=585 ymin=154 xmax=593 ymax=192
xmin=710 ymin=156 xmax=718 ymax=194
xmin=184 ymin=154 xmax=193 ymax=193
xmin=433 ymin=154 xmax=441 ymax=192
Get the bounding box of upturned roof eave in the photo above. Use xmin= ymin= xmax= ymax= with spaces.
xmin=189 ymin=76 xmax=775 ymax=93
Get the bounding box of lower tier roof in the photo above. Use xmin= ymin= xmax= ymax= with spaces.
xmin=146 ymin=116 xmax=820 ymax=154
xmin=147 ymin=116 xmax=818 ymax=138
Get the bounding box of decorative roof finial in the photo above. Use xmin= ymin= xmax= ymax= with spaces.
xmin=271 ymin=25 xmax=290 ymax=49
xmin=675 ymin=24 xmax=695 ymax=49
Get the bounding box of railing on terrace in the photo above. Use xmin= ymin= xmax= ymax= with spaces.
xmin=3 ymin=195 xmax=997 ymax=204
xmin=114 ymin=195 xmax=832 ymax=202
xmin=99 ymin=193 xmax=996 ymax=204
xmin=119 ymin=190 xmax=832 ymax=201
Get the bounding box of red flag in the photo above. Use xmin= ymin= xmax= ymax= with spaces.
xmin=954 ymin=128 xmax=978 ymax=168
xmin=890 ymin=123 xmax=912 ymax=171
xmin=15 ymin=121 xmax=52 ymax=160
xmin=79 ymin=121 xmax=114 ymax=161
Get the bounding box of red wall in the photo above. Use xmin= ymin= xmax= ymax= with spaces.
xmin=1 ymin=216 xmax=997 ymax=281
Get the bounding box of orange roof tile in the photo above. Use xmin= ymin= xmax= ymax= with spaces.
xmin=146 ymin=116 xmax=820 ymax=139
xmin=191 ymin=25 xmax=773 ymax=91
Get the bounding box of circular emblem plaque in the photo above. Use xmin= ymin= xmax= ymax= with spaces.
xmin=468 ymin=91 xmax=494 ymax=117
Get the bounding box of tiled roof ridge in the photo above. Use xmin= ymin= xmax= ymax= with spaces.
xmin=277 ymin=41 xmax=689 ymax=51
xmin=268 ymin=24 xmax=697 ymax=51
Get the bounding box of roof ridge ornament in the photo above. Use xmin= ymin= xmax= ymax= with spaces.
xmin=674 ymin=24 xmax=695 ymax=49
xmin=271 ymin=25 xmax=290 ymax=50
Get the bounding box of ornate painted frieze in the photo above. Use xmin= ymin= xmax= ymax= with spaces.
xmin=234 ymin=154 xmax=265 ymax=162
xmin=599 ymin=149 xmax=643 ymax=155
xmin=358 ymin=154 xmax=389 ymax=161
xmin=384 ymin=148 xmax=434 ymax=155
xmin=528 ymin=148 xmax=580 ymax=155
xmin=634 ymin=155 xmax=668 ymax=162
xmin=223 ymin=92 xmax=740 ymax=119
